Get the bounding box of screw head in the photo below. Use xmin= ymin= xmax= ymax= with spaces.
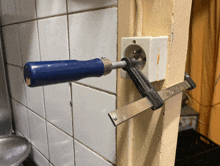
xmin=113 ymin=115 xmax=118 ymax=121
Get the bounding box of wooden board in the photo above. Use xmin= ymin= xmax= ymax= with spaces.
xmin=117 ymin=0 xmax=192 ymax=165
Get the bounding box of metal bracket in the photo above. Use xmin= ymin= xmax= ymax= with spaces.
xmin=109 ymin=72 xmax=196 ymax=126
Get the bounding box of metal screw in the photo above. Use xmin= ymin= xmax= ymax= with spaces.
xmin=113 ymin=115 xmax=118 ymax=121
xmin=101 ymin=56 xmax=106 ymax=59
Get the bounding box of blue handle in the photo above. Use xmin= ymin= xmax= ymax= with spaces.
xmin=24 ymin=58 xmax=105 ymax=87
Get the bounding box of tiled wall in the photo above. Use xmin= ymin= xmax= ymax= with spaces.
xmin=0 ymin=0 xmax=117 ymax=165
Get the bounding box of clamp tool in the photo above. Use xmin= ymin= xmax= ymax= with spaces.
xmin=24 ymin=56 xmax=196 ymax=126
xmin=109 ymin=72 xmax=196 ymax=126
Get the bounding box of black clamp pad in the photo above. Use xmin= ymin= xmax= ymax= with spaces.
xmin=184 ymin=72 xmax=196 ymax=90
xmin=121 ymin=57 xmax=164 ymax=110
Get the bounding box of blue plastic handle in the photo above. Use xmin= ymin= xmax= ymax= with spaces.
xmin=24 ymin=58 xmax=105 ymax=87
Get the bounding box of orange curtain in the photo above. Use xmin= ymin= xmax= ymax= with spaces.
xmin=186 ymin=0 xmax=220 ymax=144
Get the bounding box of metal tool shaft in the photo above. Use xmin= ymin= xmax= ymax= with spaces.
xmin=112 ymin=61 xmax=127 ymax=69
xmin=102 ymin=58 xmax=143 ymax=75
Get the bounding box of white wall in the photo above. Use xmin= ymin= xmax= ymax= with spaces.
xmin=0 ymin=0 xmax=117 ymax=165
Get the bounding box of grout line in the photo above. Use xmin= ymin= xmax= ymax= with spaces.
xmin=11 ymin=97 xmax=44 ymax=119
xmin=16 ymin=23 xmax=24 ymax=69
xmin=66 ymin=0 xmax=76 ymax=165
xmin=19 ymin=113 xmax=116 ymax=166
xmin=15 ymin=129 xmax=22 ymax=136
xmin=74 ymin=139 xmax=116 ymax=166
xmin=70 ymin=86 xmax=76 ymax=166
xmin=13 ymin=94 xmax=117 ymax=165
xmin=11 ymin=96 xmax=74 ymax=138
xmin=13 ymin=86 xmax=116 ymax=165
xmin=35 ymin=14 xmax=42 ymax=62
xmin=42 ymin=70 xmax=51 ymax=162
xmin=67 ymin=5 xmax=118 ymax=15
xmin=7 ymin=3 xmax=119 ymax=165
xmin=73 ymin=82 xmax=116 ymax=96
xmin=15 ymin=129 xmax=49 ymax=163
xmin=34 ymin=0 xmax=51 ymax=162
xmin=32 ymin=144 xmax=51 ymax=163
xmin=115 ymin=6 xmax=119 ymax=165
xmin=6 ymin=63 xmax=22 ymax=69
xmin=66 ymin=13 xmax=71 ymax=61
xmin=17 ymin=121 xmax=54 ymax=165
xmin=66 ymin=0 xmax=69 ymax=13
xmin=16 ymin=17 xmax=28 ymax=135
xmin=49 ymin=162 xmax=54 ymax=166
xmin=1 ymin=5 xmax=118 ymax=28
xmin=32 ymin=144 xmax=50 ymax=164
xmin=46 ymin=117 xmax=73 ymax=138
xmin=1 ymin=15 xmax=63 ymax=27
xmin=26 ymin=103 xmax=32 ymax=144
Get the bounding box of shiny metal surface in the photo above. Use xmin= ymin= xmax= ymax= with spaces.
xmin=109 ymin=81 xmax=190 ymax=126
xmin=101 ymin=58 xmax=113 ymax=75
xmin=112 ymin=61 xmax=127 ymax=69
xmin=102 ymin=58 xmax=142 ymax=75
xmin=0 ymin=135 xmax=31 ymax=166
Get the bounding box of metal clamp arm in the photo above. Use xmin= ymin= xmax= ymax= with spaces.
xmin=109 ymin=72 xmax=197 ymax=126
xmin=121 ymin=57 xmax=164 ymax=110
xmin=184 ymin=72 xmax=196 ymax=90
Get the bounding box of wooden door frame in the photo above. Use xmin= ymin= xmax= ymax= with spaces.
xmin=116 ymin=1 xmax=193 ymax=165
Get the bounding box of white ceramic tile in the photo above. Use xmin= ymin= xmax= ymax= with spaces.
xmin=15 ymin=0 xmax=36 ymax=22
xmin=25 ymin=85 xmax=45 ymax=118
xmin=1 ymin=0 xmax=36 ymax=24
xmin=69 ymin=8 xmax=117 ymax=93
xmin=0 ymin=0 xmax=17 ymax=25
xmin=44 ymin=83 xmax=72 ymax=135
xmin=75 ymin=140 xmax=113 ymax=166
xmin=68 ymin=0 xmax=117 ymax=13
xmin=7 ymin=65 xmax=26 ymax=105
xmin=12 ymin=100 xmax=30 ymax=141
xmin=72 ymin=83 xmax=116 ymax=164
xmin=28 ymin=110 xmax=49 ymax=159
xmin=3 ymin=25 xmax=22 ymax=66
xmin=36 ymin=0 xmax=67 ymax=18
xmin=19 ymin=21 xmax=41 ymax=66
xmin=38 ymin=16 xmax=69 ymax=61
xmin=18 ymin=21 xmax=46 ymax=118
xmin=47 ymin=122 xmax=74 ymax=166
xmin=31 ymin=146 xmax=50 ymax=166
